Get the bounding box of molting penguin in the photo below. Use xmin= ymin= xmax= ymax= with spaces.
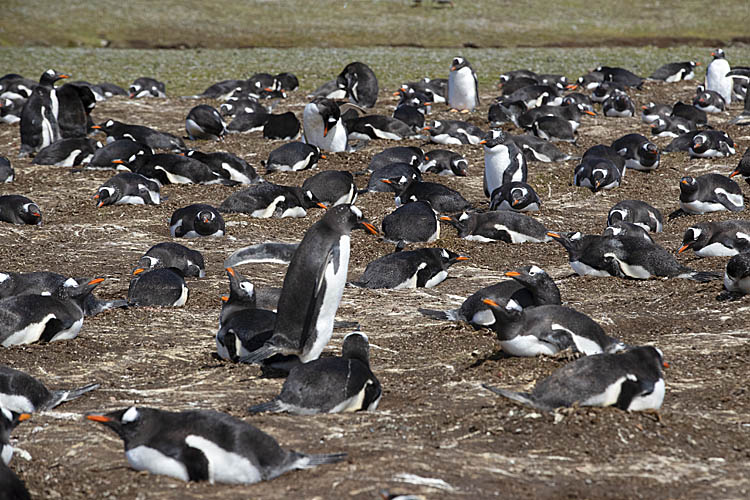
xmin=381 ymin=201 xmax=439 ymax=244
xmin=0 ymin=195 xmax=42 ymax=225
xmin=337 ymin=62 xmax=379 ymax=108
xmin=19 ymin=69 xmax=67 ymax=157
xmin=219 ymin=182 xmax=325 ymax=218
xmin=86 ymin=406 xmax=346 ymax=484
xmin=264 ymin=142 xmax=323 ymax=172
xmin=32 ymin=137 xmax=97 ymax=167
xmin=128 ymin=268 xmax=188 ymax=307
xmin=611 ymin=133 xmax=659 ymax=171
xmin=302 ymin=170 xmax=357 ymax=207
xmin=129 ymin=77 xmax=166 ymax=98
xmin=240 ymin=205 xmax=378 ymax=365
xmin=705 ymin=49 xmax=732 ymax=105
xmin=678 ymin=220 xmax=750 ymax=257
xmin=184 ymin=150 xmax=260 ymax=185
xmin=302 ymin=98 xmax=347 ymax=153
xmin=170 ymin=204 xmax=225 ymax=238
xmin=137 ymin=242 xmax=205 ymax=278
xmin=483 ymin=346 xmax=667 ymax=412
xmin=442 ymin=211 xmax=551 ymax=243
xmin=352 ymin=248 xmax=468 ymax=289
xmin=94 ymin=172 xmax=160 ymax=207
xmin=676 ymin=174 xmax=743 ymax=216
xmin=489 ymin=182 xmax=541 ymax=212
xmin=480 ymin=129 xmax=527 ymax=197
xmin=248 ymin=332 xmax=381 ymax=414
xmin=607 ymin=200 xmax=663 ymax=232
xmin=185 ymin=104 xmax=226 ymax=141
xmin=649 ymin=61 xmax=699 ymax=82
xmin=448 ymin=56 xmax=479 ymax=112
xmin=0 ymin=365 xmax=99 ymax=413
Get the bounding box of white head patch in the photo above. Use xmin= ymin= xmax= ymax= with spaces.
xmin=433 ymin=120 xmax=441 ymax=128
xmin=505 ymin=299 xmax=522 ymax=312
xmin=240 ymin=282 xmax=254 ymax=295
xmin=122 ymin=406 xmax=139 ymax=423
xmin=689 ymin=228 xmax=702 ymax=240
xmin=0 ymin=273 xmax=9 ymax=283
xmin=441 ymin=249 xmax=449 ymax=259
xmin=459 ymin=212 xmax=470 ymax=221
xmin=106 ymin=119 xmax=114 ymax=127
xmin=529 ymin=265 xmax=543 ymax=275
xmin=344 ymin=331 xmax=368 ymax=342
xmin=349 ymin=205 xmax=362 ymax=218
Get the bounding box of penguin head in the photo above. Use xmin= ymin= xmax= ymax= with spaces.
xmin=510 ymin=186 xmax=529 ymax=207
xmin=439 ymin=248 xmax=469 ymax=268
xmin=627 ymin=345 xmax=669 ymax=371
xmin=691 ymin=133 xmax=708 ymax=152
xmin=479 ymin=129 xmax=507 ymax=149
xmin=591 ymin=165 xmax=614 ymax=191
xmin=450 ymin=57 xmax=470 ymax=71
xmin=1 ymin=407 xmax=30 ymax=443
xmin=451 ymin=157 xmax=468 ymax=177
xmin=424 ymin=120 xmax=443 ymax=134
xmin=679 ymin=176 xmax=698 ymax=193
xmin=58 ymin=277 xmax=105 ymax=305
xmin=482 ymin=297 xmax=522 ymax=322
xmin=642 ymin=142 xmax=659 ymax=157
xmin=136 ymin=255 xmax=160 ymax=272
xmin=679 ymin=225 xmax=707 ymax=253
xmin=325 ymin=204 xmax=378 ymax=235
xmin=342 ymin=332 xmax=370 ymax=365
xmin=225 ymin=267 xmax=256 ymax=306
xmin=19 ymin=202 xmax=42 ymax=225
xmin=711 ymin=49 xmax=726 ymax=60
xmin=94 ymin=186 xmax=117 ymax=208
xmin=39 ymin=69 xmax=69 ymax=86
xmin=505 ymin=264 xmax=548 ymax=287
xmin=310 ymin=98 xmax=341 ymax=137
xmin=87 ymin=406 xmax=152 ymax=445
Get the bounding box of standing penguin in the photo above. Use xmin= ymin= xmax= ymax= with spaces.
xmin=337 ymin=62 xmax=379 ymax=108
xmin=706 ymin=49 xmax=733 ymax=105
xmin=241 ymin=205 xmax=378 ymax=365
xmin=19 ymin=69 xmax=68 ymax=157
xmin=448 ymin=57 xmax=479 ymax=112
xmin=480 ymin=129 xmax=527 ymax=197
xmin=302 ymin=98 xmax=347 ymax=153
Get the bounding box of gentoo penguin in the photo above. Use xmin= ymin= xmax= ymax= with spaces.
xmin=98 ymin=81 xmax=128 ymax=98
xmin=705 ymin=49 xmax=732 ymax=105
xmin=607 ymin=200 xmax=663 ymax=233
xmin=420 ymin=149 xmax=467 ymax=176
xmin=275 ymin=72 xmax=299 ymax=92
xmin=365 ymin=163 xmax=421 ymax=193
xmin=302 ymin=98 xmax=347 ymax=153
xmin=531 ymin=115 xmax=575 ymax=143
xmin=86 ymin=406 xmax=346 ymax=483
xmin=129 ymin=77 xmax=166 ymax=98
xmin=1 ymin=96 xmax=25 ymax=125
xmin=483 ymin=346 xmax=667 ymax=412
xmin=650 ymin=116 xmax=695 ymax=138
xmin=55 ymin=83 xmax=94 ymax=139
xmin=602 ymin=92 xmax=636 ymax=117
xmin=510 ymin=134 xmax=573 ymax=163
xmin=603 ymin=221 xmax=654 ymax=243
xmin=611 ymin=133 xmax=660 ymax=171
xmin=0 ymin=365 xmax=99 ymax=413
xmin=641 ymin=102 xmax=672 ymax=124
xmin=0 ymin=157 xmax=13 ymax=183
xmin=480 ymin=129 xmax=527 ymax=197
xmin=337 ymin=62 xmax=379 ymax=108
xmin=720 ymin=253 xmax=750 ymax=300
xmin=241 ymin=205 xmax=378 ymax=365
xmin=170 ymin=204 xmax=225 ymax=238
xmin=128 ymin=268 xmax=188 ymax=307
xmin=368 ymin=146 xmax=424 ymax=172
xmin=573 ymin=157 xmax=622 ymax=192
xmin=393 ymin=90 xmax=428 ymax=131
xmin=307 ymin=79 xmax=347 ymax=101
xmin=517 ymin=102 xmax=594 ymax=131
xmin=381 ymin=201 xmax=440 ymax=244
xmin=441 ymin=211 xmax=551 ymax=243
xmin=264 ymin=142 xmax=323 ymax=172
xmin=489 ymin=182 xmax=541 ymax=212
xmin=689 ymin=131 xmax=736 ymax=158
xmin=596 ymin=65 xmax=645 ymax=88
xmin=220 ymin=95 xmax=267 ymax=117
xmin=302 ymin=171 xmax=357 ymax=207
xmin=352 ymin=248 xmax=468 ymax=289
xmin=424 ymin=120 xmax=483 ymax=145
xmin=481 ymin=299 xmax=625 ymax=357
xmin=678 ymin=220 xmax=750 ymax=257
xmin=224 ymin=242 xmax=300 ymax=267
xmin=263 ymin=112 xmax=300 ymax=140
xmin=548 ymin=231 xmax=720 ymax=281
xmin=347 ymin=115 xmax=415 ymax=141
xmin=488 ymin=97 xmax=526 ymax=127
xmin=0 ymin=73 xmax=35 ymax=100
xmin=0 ymin=195 xmax=42 ymax=225
xmin=570 ymin=70 xmax=604 ymax=91
xmin=676 ymin=174 xmax=743 ymax=216
xmin=506 ymin=84 xmax=562 ymax=109
xmin=19 ymin=69 xmax=67 ymax=157
xmin=693 ymin=89 xmax=726 ymax=113
xmin=219 ymin=182 xmax=325 ymax=218
xmin=562 ymin=92 xmax=594 ymax=113
xmin=93 ymin=119 xmax=185 ymax=152
xmin=0 ymin=409 xmax=31 ymax=500
xmin=94 ymin=172 xmax=160 ymax=207
xmin=730 ymin=147 xmax=750 ymax=183
xmin=672 ymin=101 xmax=707 ymax=125
xmin=227 ymin=110 xmax=270 ymax=133
xmin=31 ymin=137 xmax=97 ymax=167
xmin=87 ymin=139 xmax=152 ymax=170
xmin=419 ymin=265 xmax=561 ymax=328
xmin=0 ymin=277 xmax=104 ymax=346
xmin=649 ymin=61 xmax=699 ymax=82
xmin=115 ymin=153 xmax=224 ymax=185
xmin=382 ymin=176 xmax=471 ymax=213
xmin=184 ymin=150 xmax=260 ymax=185
xmin=447 ymin=57 xmax=479 ymax=112
xmin=590 ymin=81 xmax=625 ymax=103
xmin=137 ymin=242 xmax=205 ymax=278
xmin=185 ymin=104 xmax=226 ymax=140
xmin=188 ymin=79 xmax=245 ymax=100
xmin=582 ymin=144 xmax=626 ymax=178
xmin=248 ymin=332 xmax=381 ymax=414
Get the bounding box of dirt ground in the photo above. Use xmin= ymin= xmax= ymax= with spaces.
xmin=1 ymin=75 xmax=749 ymax=500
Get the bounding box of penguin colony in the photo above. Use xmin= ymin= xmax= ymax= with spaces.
xmin=0 ymin=48 xmax=749 ymax=497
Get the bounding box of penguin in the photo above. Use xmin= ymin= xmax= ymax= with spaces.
xmin=447 ymin=56 xmax=479 ymax=112
xmin=0 ymin=74 xmax=35 ymax=100
xmin=517 ymin=103 xmax=594 ymax=131
xmin=240 ymin=205 xmax=378 ymax=365
xmin=705 ymin=49 xmax=732 ymax=105
xmin=245 ymin=72 xmax=279 ymax=97
xmin=93 ymin=119 xmax=185 ymax=152
xmin=263 ymin=112 xmax=300 ymax=140
xmin=98 ymin=81 xmax=128 ymax=98
xmin=0 ymin=277 xmax=104 ymax=346
xmin=337 ymin=62 xmax=379 ymax=108
xmin=671 ymin=101 xmax=707 ymax=126
xmin=381 ymin=201 xmax=439 ymax=244
xmin=611 ymin=133 xmax=659 ymax=171
xmin=441 ymin=211 xmax=551 ymax=244
xmin=720 ymin=253 xmax=750 ymax=300
xmin=582 ymin=144 xmax=626 ymax=178
xmin=641 ymin=102 xmax=671 ymax=124
xmin=481 ymin=299 xmax=625 ymax=357
xmin=678 ymin=221 xmax=750 ymax=257
xmin=607 ymin=200 xmax=663 ymax=233
xmin=570 ymin=71 xmax=604 ymax=91
xmin=248 ymin=332 xmax=381 ymax=414
xmin=128 ymin=267 xmax=188 ymax=307
xmin=418 ymin=265 xmax=561 ymax=328
xmin=489 ymin=182 xmax=541 ymax=212
xmin=31 ymin=137 xmax=97 ymax=167
xmin=365 ymin=163 xmax=421 ymax=193
xmin=506 ymin=84 xmax=562 ymax=109
xmin=728 ymin=68 xmax=750 ymax=125
xmin=547 ymin=231 xmax=720 ymax=281
xmin=55 ymin=82 xmax=94 ymax=139
xmin=729 ymin=147 xmax=750 ymax=183
xmin=382 ymin=176 xmax=471 ymax=214
xmin=677 ymin=174 xmax=743 ymax=216
xmin=573 ymin=157 xmax=622 ymax=192
xmin=488 ymin=97 xmax=526 ymax=127
xmin=368 ymin=146 xmax=424 ymax=172
xmin=0 ymin=365 xmax=99 ymax=413
xmin=424 ymin=120 xmax=484 ymax=145
xmin=19 ymin=69 xmax=67 ymax=157
xmin=302 ymin=98 xmax=347 ymax=153
xmin=188 ymin=79 xmax=245 ymax=100
xmin=86 ymin=406 xmax=346 ymax=483
xmin=0 ymin=157 xmax=12 ymax=183
xmin=602 ymin=92 xmax=635 ymax=117
xmin=352 ymin=248 xmax=468 ymax=289
xmin=228 ymin=110 xmax=271 ymax=133
xmin=94 ymin=172 xmax=160 ymax=207
xmin=115 ymin=153 xmax=224 ymax=185
xmin=483 ymin=346 xmax=667 ymax=412
xmin=603 ymin=221 xmax=654 ymax=243
xmin=480 ymin=129 xmax=528 ymax=197
xmin=170 ymin=204 xmax=225 ymax=238
xmin=510 ymin=134 xmax=573 ymax=163
xmin=650 ymin=116 xmax=695 ymax=138
xmin=219 ymin=182 xmax=325 ymax=218
xmin=393 ymin=92 xmax=427 ymax=131
xmin=649 ymin=61 xmax=699 ymax=82
xmin=307 ymin=79 xmax=347 ymax=101
xmin=64 ymin=81 xmax=105 ymax=102
xmin=420 ymin=149 xmax=467 ymax=176
xmin=220 ymin=95 xmax=267 ymax=117
xmin=87 ymin=139 xmax=152 ymax=170
xmin=498 ymin=69 xmax=539 ymax=86
xmin=689 ymin=131 xmax=736 ymax=158
xmin=301 ymin=171 xmax=357 ymax=207
xmin=224 ymin=242 xmax=300 ymax=267
xmin=0 ymin=409 xmax=31 ymax=500
xmin=531 ymin=115 xmax=575 ymax=143
xmin=595 ymin=66 xmax=645 ymax=88
xmin=590 ymin=81 xmax=625 ymax=103
xmin=562 ymin=92 xmax=594 ymax=113
xmin=347 ymin=115 xmax=415 ymax=141
xmin=185 ymin=104 xmax=226 ymax=141
xmin=129 ymin=77 xmax=166 ymax=98
xmin=184 ymin=150 xmax=260 ymax=185
xmin=0 ymin=195 xmax=41 ymax=225
xmin=693 ymin=89 xmax=726 ymax=113
xmin=264 ymin=142 xmax=323 ymax=172
xmin=0 ymin=96 xmax=25 ymax=125
xmin=275 ymin=72 xmax=299 ymax=92
xmin=136 ymin=242 xmax=205 ymax=278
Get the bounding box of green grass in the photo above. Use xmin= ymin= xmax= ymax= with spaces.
xmin=1 ymin=0 xmax=749 ymax=49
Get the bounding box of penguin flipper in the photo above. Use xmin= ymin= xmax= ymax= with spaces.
xmin=239 ymin=345 xmax=279 ymax=365
xmin=181 ymin=445 xmax=210 ymax=482
xmin=45 ymin=383 xmax=100 ymax=409
xmin=297 ymin=452 xmax=348 ymax=468
xmin=678 ymin=270 xmax=722 ymax=282
xmin=481 ymin=384 xmax=551 ymax=411
xmin=84 ymin=297 xmax=129 ymax=316
xmin=247 ymin=399 xmax=283 ymax=414
xmin=224 ymin=242 xmax=299 ymax=267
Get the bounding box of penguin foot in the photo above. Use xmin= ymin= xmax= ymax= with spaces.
xmin=460 ymin=109 xmax=470 ymax=114
xmin=449 ymin=108 xmax=459 ymax=113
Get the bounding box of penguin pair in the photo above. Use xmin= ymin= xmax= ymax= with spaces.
xmin=264 ymin=142 xmax=323 ymax=172
xmin=184 ymin=150 xmax=260 ymax=185
xmin=137 ymin=242 xmax=206 ymax=278
xmin=423 ymin=120 xmax=484 ymax=145
xmin=0 ymin=365 xmax=99 ymax=413
xmin=220 ymin=95 xmax=267 ymax=117
xmin=381 ymin=201 xmax=440 ymax=244
xmin=488 ymin=97 xmax=525 ymax=127
xmin=678 ymin=221 xmax=750 ymax=257
xmin=650 ymin=116 xmax=694 ymax=138
xmin=675 ymin=174 xmax=743 ymax=217
xmin=382 ymin=176 xmax=471 ymax=214
xmin=480 ymin=130 xmax=527 ymax=197
xmin=170 ymin=204 xmax=225 ymax=238
xmin=129 ymin=77 xmax=166 ymax=98
xmin=0 ymin=195 xmax=42 ymax=225
xmin=185 ymin=105 xmax=226 ymax=141
xmin=517 ymin=102 xmax=595 ymax=131
xmin=87 ymin=406 xmax=346 ymax=484
xmin=447 ymin=57 xmax=479 ymax=112
xmin=220 ymin=182 xmax=325 ymax=218
xmin=484 ymin=346 xmax=667 ymax=412
xmin=441 ymin=211 xmax=551 ymax=244
xmin=611 ymin=133 xmax=659 ymax=171
xmin=607 ymin=200 xmax=663 ymax=233
xmin=352 ymin=247 xmax=468 ymax=289
xmin=93 ymin=119 xmax=185 ymax=152
xmin=32 ymin=137 xmax=97 ymax=167
xmin=489 ymin=182 xmax=541 ymax=212
xmin=94 ymin=172 xmax=160 ymax=207
xmin=649 ymin=61 xmax=699 ymax=82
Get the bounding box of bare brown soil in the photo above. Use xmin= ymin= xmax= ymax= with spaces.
xmin=1 ymin=78 xmax=749 ymax=499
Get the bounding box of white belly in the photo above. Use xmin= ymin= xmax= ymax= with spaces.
xmin=500 ymin=335 xmax=558 ymax=357
xmin=2 ymin=313 xmax=57 ymax=346
xmin=448 ymin=68 xmax=477 ymax=111
xmin=49 ymin=316 xmax=84 ymax=341
xmin=126 ymin=446 xmax=189 ymax=482
xmin=627 ymin=378 xmax=665 ymax=411
xmin=184 ymin=435 xmax=262 ymax=484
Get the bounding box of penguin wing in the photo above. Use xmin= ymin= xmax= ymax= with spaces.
xmin=614 ymin=375 xmax=653 ymax=410
xmin=473 ymin=71 xmax=480 ymax=106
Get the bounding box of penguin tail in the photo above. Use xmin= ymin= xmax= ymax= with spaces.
xmin=84 ymin=298 xmax=129 ymax=316
xmin=224 ymin=242 xmax=299 ymax=267
xmin=299 ymin=452 xmax=348 ymax=468
xmin=679 ymin=270 xmax=722 ymax=282
xmin=481 ymin=384 xmax=549 ymax=411
xmin=46 ymin=383 xmax=100 ymax=409
xmin=247 ymin=399 xmax=282 ymax=414
xmin=239 ymin=345 xmax=278 ymax=365
xmin=417 ymin=307 xmax=459 ymax=321
xmin=667 ymin=208 xmax=688 ymax=221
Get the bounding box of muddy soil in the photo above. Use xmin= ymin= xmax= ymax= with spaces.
xmin=1 ymin=76 xmax=749 ymax=500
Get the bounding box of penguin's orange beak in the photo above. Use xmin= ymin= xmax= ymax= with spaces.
xmin=482 ymin=298 xmax=499 ymax=307
xmin=133 ymin=268 xmax=145 ymax=275
xmin=730 ymin=170 xmax=740 ymax=178
xmin=546 ymin=231 xmax=561 ymax=239
xmin=91 ymin=125 xmax=102 ymax=129
xmin=479 ymin=140 xmax=487 ymax=144
xmin=583 ymin=110 xmax=596 ymax=116
xmin=361 ymin=221 xmax=378 ymax=235
xmin=320 ymin=154 xmax=327 ymax=159
xmin=86 ymin=415 xmax=112 ymax=423
xmin=18 ymin=413 xmax=31 ymax=422
xmin=221 ymin=295 xmax=229 ymax=302
xmin=450 ymin=66 xmax=457 ymax=71
xmin=681 ymin=179 xmax=689 ymax=185
xmin=111 ymin=159 xmax=124 ymax=164
xmin=226 ymin=267 xmax=235 ymax=276
xmin=505 ymin=271 xmax=521 ymax=277
xmin=663 ymin=361 xmax=670 ymax=368
xmin=380 ymin=179 xmax=393 ymax=185
xmin=677 ymin=244 xmax=691 ymax=254
xmin=455 ymin=256 xmax=470 ymax=261
xmin=88 ymin=278 xmax=105 ymax=285
xmin=642 ymin=105 xmax=649 ymax=110
xmin=60 ymin=74 xmax=69 ymax=79
xmin=439 ymin=216 xmax=453 ymax=221
xmin=512 ymin=199 xmax=521 ymax=206
xmin=323 ymin=126 xmax=329 ymax=137
xmin=566 ymin=84 xmax=578 ymax=90
xmin=316 ymin=202 xmax=328 ymax=209
xmin=422 ymin=126 xmax=431 ymax=130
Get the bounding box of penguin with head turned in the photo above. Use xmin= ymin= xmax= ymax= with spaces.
xmin=303 ymin=98 xmax=348 ymax=153
xmin=337 ymin=62 xmax=379 ymax=108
